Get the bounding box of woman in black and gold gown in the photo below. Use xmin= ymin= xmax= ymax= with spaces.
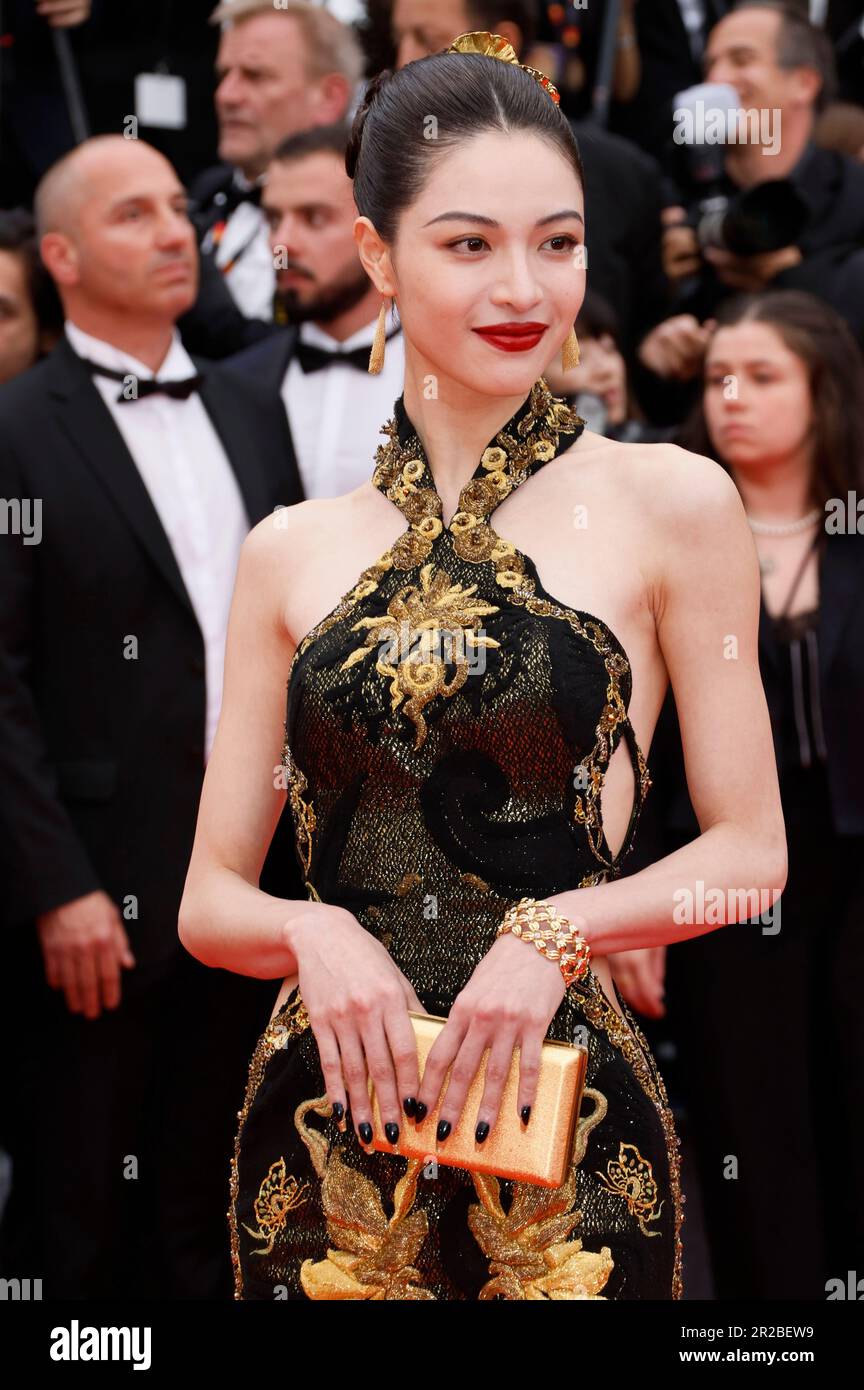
xmin=229 ymin=380 xmax=683 ymax=1300
xmin=179 ymin=35 xmax=786 ymax=1302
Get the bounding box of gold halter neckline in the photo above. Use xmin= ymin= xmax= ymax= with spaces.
xmin=372 ymin=378 xmax=586 ymax=547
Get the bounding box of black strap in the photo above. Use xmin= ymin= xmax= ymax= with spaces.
xmin=776 ymin=529 xmax=823 ymax=621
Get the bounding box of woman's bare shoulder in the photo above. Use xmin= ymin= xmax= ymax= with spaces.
xmin=572 ymin=428 xmax=744 ymax=524
xmin=242 ymin=483 xmax=381 ymax=566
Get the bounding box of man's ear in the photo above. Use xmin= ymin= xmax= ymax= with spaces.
xmin=40 ymin=232 xmax=80 ymax=289
xmin=353 ymin=215 xmax=397 ymax=297
xmin=791 ymin=64 xmax=823 ymax=111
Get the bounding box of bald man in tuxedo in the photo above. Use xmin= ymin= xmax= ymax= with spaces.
xmin=0 ymin=134 xmax=304 ymax=1299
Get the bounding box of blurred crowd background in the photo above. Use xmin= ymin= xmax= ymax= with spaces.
xmin=0 ymin=0 xmax=863 ymax=1303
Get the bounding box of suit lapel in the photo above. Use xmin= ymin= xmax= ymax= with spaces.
xmin=199 ymin=328 xmax=305 ymax=505
xmin=185 ymin=343 xmax=305 ymax=515
xmin=47 ymin=337 xmax=197 ymax=619
xmin=279 ymin=328 xmax=305 ymax=500
xmin=194 ymin=362 xmax=274 ymax=524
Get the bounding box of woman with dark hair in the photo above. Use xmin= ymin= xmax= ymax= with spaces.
xmin=179 ymin=35 xmax=785 ymax=1301
xmin=0 ymin=207 xmax=62 ymax=382
xmin=628 ymin=289 xmax=864 ymax=1299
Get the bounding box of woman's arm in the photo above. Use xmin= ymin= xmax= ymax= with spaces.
xmin=178 ymin=507 xmax=331 ymax=978
xmin=547 ymin=445 xmax=788 ymax=954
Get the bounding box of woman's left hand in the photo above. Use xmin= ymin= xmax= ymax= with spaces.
xmin=608 ymin=945 xmax=667 ymax=1018
xmin=413 ymin=932 xmax=567 ymax=1142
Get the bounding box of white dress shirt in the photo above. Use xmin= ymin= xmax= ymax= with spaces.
xmin=676 ymin=0 xmax=709 ymax=63
xmin=198 ymin=167 xmax=275 ymax=321
xmin=212 ymin=202 xmax=276 ymax=322
xmin=282 ymin=314 xmax=405 ymax=499
xmin=64 ymin=320 xmax=250 ymax=764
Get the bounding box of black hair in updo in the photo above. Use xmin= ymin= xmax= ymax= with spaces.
xmin=345 ymin=52 xmax=584 ymax=245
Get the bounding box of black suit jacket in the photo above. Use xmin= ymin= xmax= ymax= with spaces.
xmin=222 ymin=326 xmax=328 ymax=502
xmin=631 ymin=529 xmax=864 ymax=864
xmin=225 ymin=325 xmax=296 ymax=399
xmin=0 ymin=336 xmax=306 ymax=987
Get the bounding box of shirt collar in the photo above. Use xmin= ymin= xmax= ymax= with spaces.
xmin=298 ymin=313 xmax=399 ymax=353
xmin=232 ymin=166 xmax=266 ymax=196
xmin=64 ymin=320 xmax=197 ymax=382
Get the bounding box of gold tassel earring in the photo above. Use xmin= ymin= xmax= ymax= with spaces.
xmin=560 ymin=324 xmax=580 ymax=370
xmin=368 ymin=297 xmax=390 ymax=374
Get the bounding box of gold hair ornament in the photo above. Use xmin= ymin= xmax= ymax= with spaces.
xmin=445 ymin=31 xmax=561 ymax=105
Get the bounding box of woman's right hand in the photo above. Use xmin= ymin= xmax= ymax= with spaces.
xmin=285 ymin=905 xmax=426 ymax=1148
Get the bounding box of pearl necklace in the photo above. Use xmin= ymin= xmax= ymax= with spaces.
xmin=746 ymin=507 xmax=821 ymax=537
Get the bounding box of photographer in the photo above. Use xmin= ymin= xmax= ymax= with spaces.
xmin=638 ymin=2 xmax=864 ymax=420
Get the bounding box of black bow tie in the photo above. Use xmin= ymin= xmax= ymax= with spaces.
xmin=79 ymin=356 xmax=203 ymax=402
xmin=295 ymin=330 xmax=400 ymax=374
xmin=212 ymin=178 xmax=263 ymax=219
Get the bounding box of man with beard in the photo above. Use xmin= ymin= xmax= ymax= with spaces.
xmin=176 ymin=1 xmax=364 ymax=359
xmin=224 ymin=122 xmax=404 ymax=499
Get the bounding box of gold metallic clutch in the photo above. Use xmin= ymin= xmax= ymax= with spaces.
xmin=366 ymin=1010 xmax=588 ymax=1188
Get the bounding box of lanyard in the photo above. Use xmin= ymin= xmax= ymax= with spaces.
xmin=774 ymin=528 xmax=823 ymax=622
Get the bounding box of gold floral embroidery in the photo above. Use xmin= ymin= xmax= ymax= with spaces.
xmin=281 ymin=731 xmax=316 ymax=878
xmin=467 ymin=1087 xmax=615 ymax=1299
xmin=452 ymin=520 xmax=500 ymax=564
xmin=228 ymin=990 xmax=312 ymax=1298
xmin=394 ymin=871 xmax=423 ymax=895
xmin=242 ymin=1158 xmax=312 ymax=1255
xmin=460 ymin=872 xmax=491 ymax=892
xmin=480 ymin=444 xmax=507 ymax=470
xmin=377 ymin=390 xmax=652 ymax=873
xmin=339 ymin=562 xmax=502 ymax=749
xmin=294 ymin=1095 xmax=436 ymax=1300
xmin=390 ymin=528 xmax=433 ymax=570
xmin=372 ymin=378 xmax=582 ymax=541
xmin=595 ymin=1141 xmax=664 ymax=1237
xmin=289 ymin=555 xmax=395 ymax=674
xmin=569 ymin=972 xmax=686 ymax=1299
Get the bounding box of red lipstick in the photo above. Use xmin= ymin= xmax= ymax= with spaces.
xmin=472 ymin=322 xmax=548 ymax=352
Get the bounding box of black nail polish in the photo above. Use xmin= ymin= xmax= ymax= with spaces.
xmin=358 ymin=1121 xmax=373 ymax=1144
xmin=414 ymin=1101 xmax=428 ymax=1122
xmin=402 ymin=1096 xmax=417 ymax=1117
xmin=436 ymin=1119 xmax=451 ymax=1142
xmin=385 ymin=1122 xmax=400 ymax=1144
xmin=332 ymin=1101 xmax=344 ymax=1122
xmin=475 ymin=1121 xmax=490 ymax=1144
xmin=520 ymin=1105 xmax=531 ymax=1125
